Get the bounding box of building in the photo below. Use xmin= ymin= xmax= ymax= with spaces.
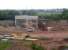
xmin=15 ymin=15 xmax=38 ymax=32
xmin=15 ymin=15 xmax=48 ymax=32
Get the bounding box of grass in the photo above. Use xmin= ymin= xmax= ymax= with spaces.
xmin=31 ymin=43 xmax=45 ymax=50
xmin=0 ymin=40 xmax=11 ymax=50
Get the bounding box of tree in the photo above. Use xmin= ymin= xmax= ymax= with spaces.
xmin=61 ymin=9 xmax=68 ymax=20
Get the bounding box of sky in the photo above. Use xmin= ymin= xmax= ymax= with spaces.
xmin=0 ymin=0 xmax=68 ymax=10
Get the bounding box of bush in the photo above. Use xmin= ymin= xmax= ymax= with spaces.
xmin=0 ymin=40 xmax=11 ymax=50
xmin=63 ymin=46 xmax=68 ymax=48
xmin=52 ymin=48 xmax=56 ymax=50
xmin=31 ymin=43 xmax=45 ymax=50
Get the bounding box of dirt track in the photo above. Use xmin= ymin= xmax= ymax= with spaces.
xmin=0 ymin=26 xmax=68 ymax=39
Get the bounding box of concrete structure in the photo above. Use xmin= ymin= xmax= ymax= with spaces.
xmin=15 ymin=15 xmax=38 ymax=32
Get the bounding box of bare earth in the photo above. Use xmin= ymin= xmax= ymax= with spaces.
xmin=0 ymin=26 xmax=68 ymax=50
xmin=0 ymin=26 xmax=68 ymax=38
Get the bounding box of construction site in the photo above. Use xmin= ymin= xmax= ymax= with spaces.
xmin=0 ymin=15 xmax=68 ymax=50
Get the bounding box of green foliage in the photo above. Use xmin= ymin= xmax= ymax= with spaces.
xmin=0 ymin=10 xmax=19 ymax=20
xmin=0 ymin=9 xmax=68 ymax=20
xmin=31 ymin=43 xmax=45 ymax=50
xmin=61 ymin=8 xmax=68 ymax=20
xmin=63 ymin=46 xmax=68 ymax=48
xmin=0 ymin=40 xmax=11 ymax=50
xmin=52 ymin=48 xmax=56 ymax=50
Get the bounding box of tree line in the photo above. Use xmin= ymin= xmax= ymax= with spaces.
xmin=0 ymin=9 xmax=68 ymax=20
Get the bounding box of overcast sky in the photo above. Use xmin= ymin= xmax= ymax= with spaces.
xmin=0 ymin=0 xmax=68 ymax=10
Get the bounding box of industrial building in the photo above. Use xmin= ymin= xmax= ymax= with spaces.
xmin=15 ymin=15 xmax=48 ymax=32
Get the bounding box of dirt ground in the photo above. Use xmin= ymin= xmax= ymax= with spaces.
xmin=0 ymin=26 xmax=68 ymax=39
xmin=0 ymin=26 xmax=68 ymax=50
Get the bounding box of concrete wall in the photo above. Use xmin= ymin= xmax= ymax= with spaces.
xmin=15 ymin=15 xmax=38 ymax=32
